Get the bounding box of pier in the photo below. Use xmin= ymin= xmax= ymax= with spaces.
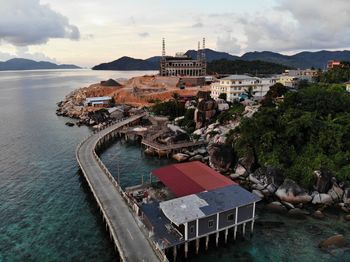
xmin=76 ymin=114 xmax=165 ymax=262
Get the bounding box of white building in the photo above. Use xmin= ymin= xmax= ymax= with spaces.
xmin=211 ymin=75 xmax=276 ymax=102
xmin=84 ymin=96 xmax=112 ymax=107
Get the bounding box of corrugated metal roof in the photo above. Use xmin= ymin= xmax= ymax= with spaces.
xmin=86 ymin=96 xmax=112 ymax=103
xmin=160 ymin=185 xmax=261 ymax=225
xmin=221 ymin=75 xmax=258 ymax=80
xmin=152 ymin=161 xmax=236 ymax=197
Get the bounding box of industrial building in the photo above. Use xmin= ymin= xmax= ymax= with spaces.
xmin=159 ymin=38 xmax=207 ymax=77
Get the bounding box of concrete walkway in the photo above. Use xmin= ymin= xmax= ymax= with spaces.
xmin=76 ymin=115 xmax=161 ymax=262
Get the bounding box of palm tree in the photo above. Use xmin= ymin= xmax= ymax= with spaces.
xmin=244 ymin=86 xmax=254 ymax=99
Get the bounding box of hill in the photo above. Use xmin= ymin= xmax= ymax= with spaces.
xmin=92 ymin=56 xmax=158 ymax=71
xmin=0 ymin=58 xmax=80 ymax=71
xmin=92 ymin=49 xmax=350 ymax=71
xmin=207 ymin=59 xmax=291 ymax=75
xmin=185 ymin=49 xmax=239 ymax=62
xmin=242 ymin=50 xmax=350 ymax=69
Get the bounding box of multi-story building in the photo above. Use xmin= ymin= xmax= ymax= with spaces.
xmin=327 ymin=60 xmax=342 ymax=70
xmin=160 ymin=38 xmax=207 ymax=77
xmin=277 ymin=75 xmax=299 ymax=88
xmin=283 ymin=69 xmax=319 ymax=82
xmin=210 ymin=75 xmax=276 ymax=102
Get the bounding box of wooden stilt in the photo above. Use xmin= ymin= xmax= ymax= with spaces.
xmin=215 ymin=232 xmax=219 ymax=247
xmin=184 ymin=242 xmax=188 ymax=258
xmin=243 ymin=223 xmax=246 ymax=237
xmin=205 ymin=235 xmax=209 ymax=251
xmin=173 ymin=245 xmax=177 ymax=261
xmin=234 ymin=226 xmax=237 ymax=240
xmin=196 ymin=238 xmax=199 ymax=254
xmin=225 ymin=228 xmax=228 ymax=244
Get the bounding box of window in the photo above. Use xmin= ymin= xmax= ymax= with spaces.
xmin=227 ymin=213 xmax=234 ymax=221
xmin=190 ymin=225 xmax=195 ymax=234
xmin=208 ymin=220 xmax=214 ymax=228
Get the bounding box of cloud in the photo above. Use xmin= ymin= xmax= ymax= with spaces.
xmin=211 ymin=0 xmax=350 ymax=54
xmin=216 ymin=33 xmax=241 ymax=54
xmin=138 ymin=32 xmax=150 ymax=38
xmin=0 ymin=0 xmax=80 ymax=46
xmin=191 ymin=22 xmax=204 ymax=28
xmin=240 ymin=0 xmax=350 ymax=52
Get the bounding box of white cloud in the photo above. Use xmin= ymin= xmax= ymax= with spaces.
xmin=240 ymin=0 xmax=350 ymax=52
xmin=138 ymin=32 xmax=150 ymax=38
xmin=211 ymin=0 xmax=350 ymax=54
xmin=0 ymin=0 xmax=80 ymax=46
xmin=216 ymin=33 xmax=241 ymax=54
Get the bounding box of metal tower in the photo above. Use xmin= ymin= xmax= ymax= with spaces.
xmin=162 ymin=38 xmax=166 ymax=57
xmin=202 ymin=37 xmax=206 ymax=61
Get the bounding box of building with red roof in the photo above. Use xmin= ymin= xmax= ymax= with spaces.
xmin=152 ymin=161 xmax=236 ymax=197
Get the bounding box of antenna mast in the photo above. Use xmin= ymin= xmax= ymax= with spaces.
xmin=162 ymin=38 xmax=166 ymax=57
xmin=202 ymin=37 xmax=206 ymax=61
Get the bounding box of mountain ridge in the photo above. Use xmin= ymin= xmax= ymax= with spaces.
xmin=92 ymin=49 xmax=350 ymax=71
xmin=0 ymin=58 xmax=81 ymax=71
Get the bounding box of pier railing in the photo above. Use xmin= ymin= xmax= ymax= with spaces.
xmin=76 ymin=114 xmax=169 ymax=262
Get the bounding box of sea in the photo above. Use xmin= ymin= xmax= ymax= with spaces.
xmin=0 ymin=69 xmax=349 ymax=262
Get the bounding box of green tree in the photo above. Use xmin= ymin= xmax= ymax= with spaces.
xmin=218 ymin=93 xmax=227 ymax=100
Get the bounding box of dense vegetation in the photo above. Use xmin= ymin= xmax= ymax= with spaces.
xmin=207 ymin=59 xmax=291 ymax=75
xmin=230 ymin=84 xmax=350 ymax=187
xmin=320 ymin=62 xmax=350 ymax=83
xmin=150 ymin=94 xmax=186 ymax=120
xmin=215 ymin=102 xmax=244 ymax=124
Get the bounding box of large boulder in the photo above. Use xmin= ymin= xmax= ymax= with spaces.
xmin=249 ymin=167 xmax=284 ymax=195
xmin=239 ymin=151 xmax=256 ymax=173
xmin=328 ymin=182 xmax=344 ymax=203
xmin=208 ymin=143 xmax=234 ymax=172
xmin=231 ymin=164 xmax=247 ymax=178
xmin=319 ymin=234 xmax=346 ymax=250
xmin=343 ymin=188 xmax=350 ymax=205
xmin=312 ymin=193 xmax=333 ymax=205
xmin=275 ymin=179 xmax=312 ymax=204
xmin=172 ymin=153 xmax=189 ymax=162
xmin=313 ymin=170 xmax=332 ymax=193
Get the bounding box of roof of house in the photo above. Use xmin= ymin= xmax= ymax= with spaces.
xmin=86 ymin=96 xmax=112 ymax=103
xmin=221 ymin=75 xmax=258 ymax=81
xmin=152 ymin=161 xmax=236 ymax=197
xmin=159 ymin=185 xmax=261 ymax=225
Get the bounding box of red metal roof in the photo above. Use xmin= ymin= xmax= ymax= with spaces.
xmin=152 ymin=161 xmax=236 ymax=197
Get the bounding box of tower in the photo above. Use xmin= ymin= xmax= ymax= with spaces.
xmin=201 ymin=37 xmax=207 ymax=75
xmin=160 ymin=38 xmax=166 ymax=76
xmin=162 ymin=38 xmax=166 ymax=57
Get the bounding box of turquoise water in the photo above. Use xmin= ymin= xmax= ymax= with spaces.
xmin=0 ymin=70 xmax=349 ymax=261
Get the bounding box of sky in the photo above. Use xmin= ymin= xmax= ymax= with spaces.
xmin=1 ymin=0 xmax=350 ymax=67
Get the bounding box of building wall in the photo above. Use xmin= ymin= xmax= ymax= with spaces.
xmin=184 ymin=204 xmax=256 ymax=240
xmin=346 ymin=84 xmax=350 ymax=92
xmin=198 ymin=214 xmax=217 ymax=236
xmin=160 ymin=58 xmax=206 ymax=77
xmin=237 ymin=204 xmax=254 ymax=223
xmin=187 ymin=220 xmax=197 ymax=240
xmin=211 ymin=77 xmax=276 ymax=102
xmin=218 ymin=209 xmax=236 ymax=228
